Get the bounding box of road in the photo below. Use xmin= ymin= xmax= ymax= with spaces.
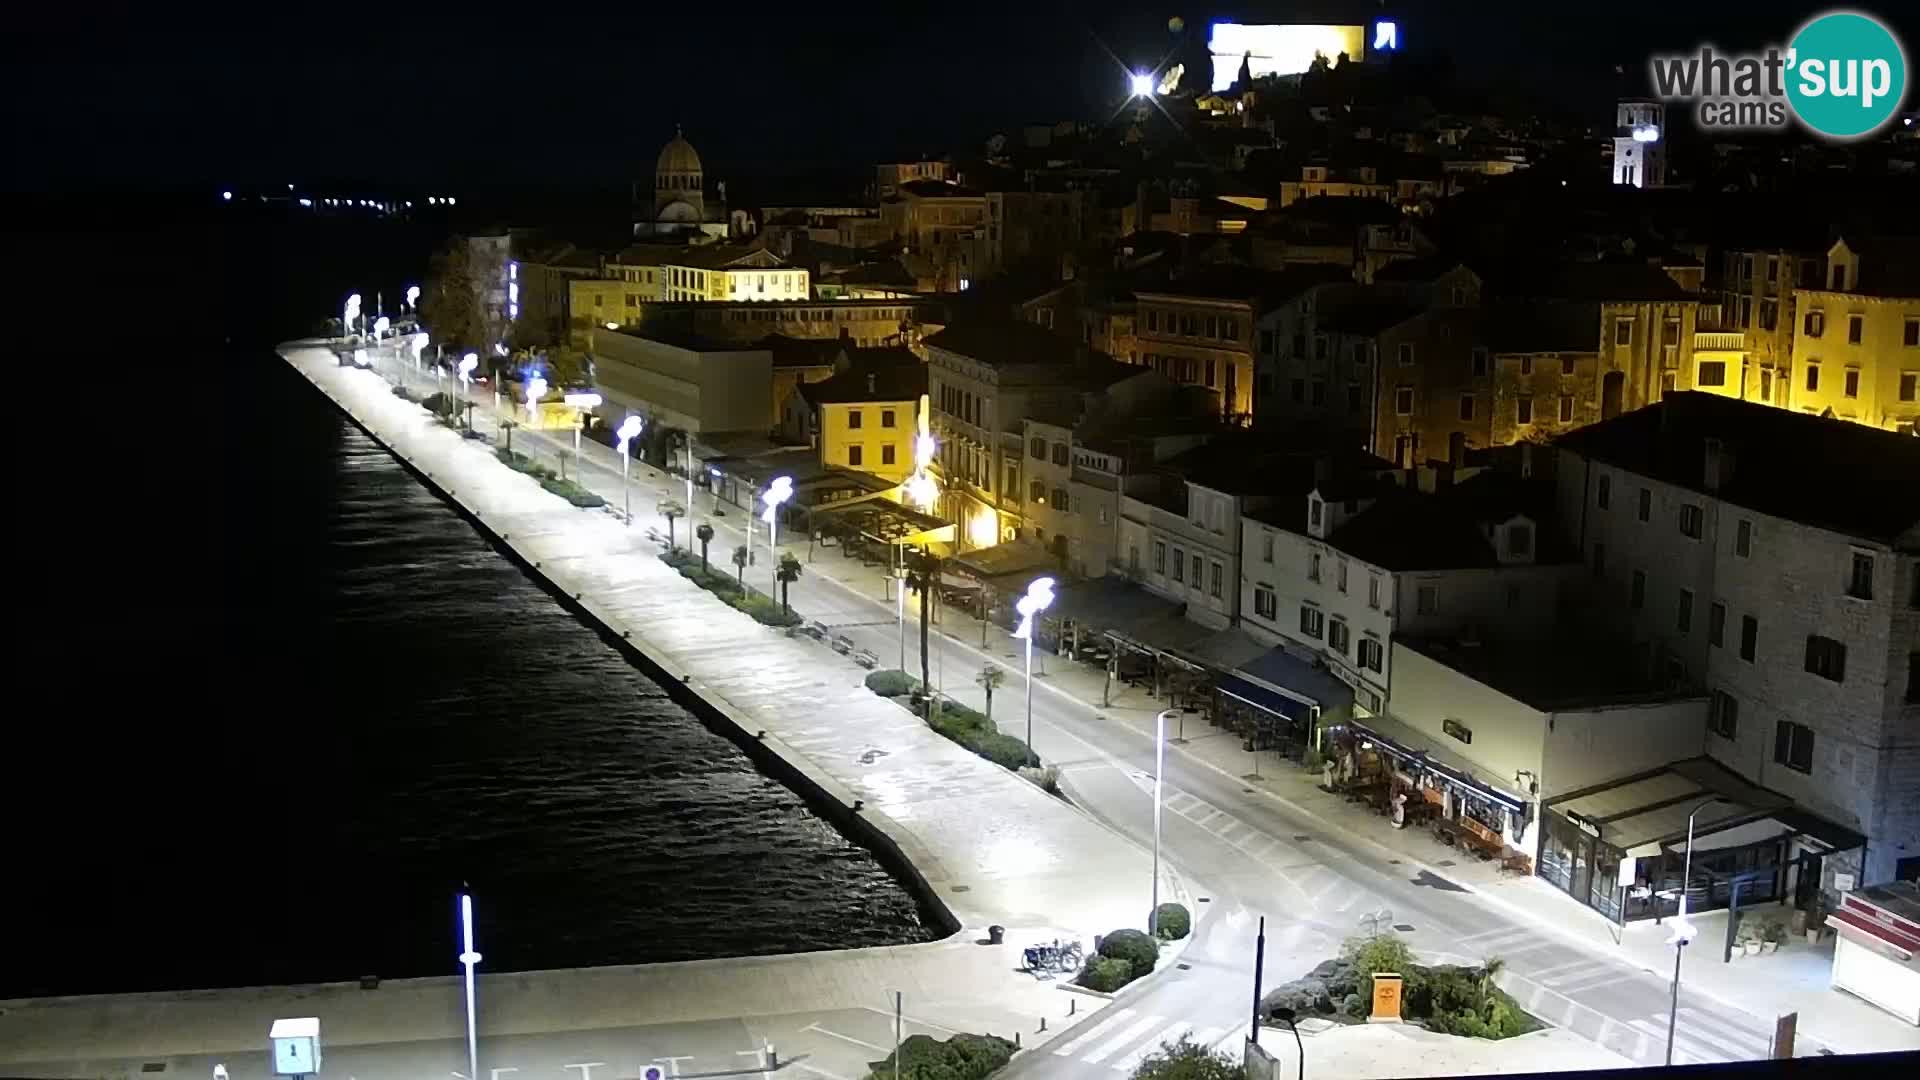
xmin=379 ymin=354 xmax=1821 ymax=1073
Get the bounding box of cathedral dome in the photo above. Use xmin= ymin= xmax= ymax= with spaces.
xmin=657 ymin=129 xmax=703 ymax=177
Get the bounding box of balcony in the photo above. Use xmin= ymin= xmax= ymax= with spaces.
xmin=1693 ymin=332 xmax=1745 ymax=352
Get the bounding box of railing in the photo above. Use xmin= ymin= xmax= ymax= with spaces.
xmin=1694 ymin=332 xmax=1745 ymax=351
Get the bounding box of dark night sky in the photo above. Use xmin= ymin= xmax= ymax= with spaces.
xmin=4 ymin=1 xmax=1908 ymax=192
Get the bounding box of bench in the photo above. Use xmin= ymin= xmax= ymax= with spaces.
xmin=830 ymin=634 xmax=855 ymax=655
xmin=853 ymin=649 xmax=880 ymax=670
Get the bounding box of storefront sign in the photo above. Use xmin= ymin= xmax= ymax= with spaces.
xmin=1442 ymin=717 xmax=1473 ymax=744
xmin=1567 ymin=811 xmax=1602 ymax=839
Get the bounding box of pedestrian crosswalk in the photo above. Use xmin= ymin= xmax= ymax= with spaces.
xmin=1155 ymin=785 xmax=1385 ymax=923
xmin=1051 ymin=1007 xmax=1229 ymax=1072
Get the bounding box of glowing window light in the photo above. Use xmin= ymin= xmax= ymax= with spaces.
xmin=966 ymin=507 xmax=999 ymax=548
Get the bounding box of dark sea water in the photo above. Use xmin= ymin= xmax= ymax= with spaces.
xmin=2 ymin=207 xmax=929 ymax=999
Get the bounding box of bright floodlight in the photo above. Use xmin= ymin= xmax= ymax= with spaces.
xmin=372 ymin=315 xmax=390 ymax=340
xmin=1633 ymin=125 xmax=1662 ymax=143
xmin=616 ymin=415 xmax=644 ymax=454
xmin=1129 ymin=71 xmax=1155 ymax=97
xmin=564 ymin=392 xmax=602 ymax=409
xmin=525 ymin=376 xmax=547 ymax=406
xmin=411 ymin=332 xmax=430 ymax=360
xmin=761 ymin=475 xmax=794 ymax=524
xmin=901 ymin=399 xmax=940 ymax=511
xmin=222 ymin=190 xmax=233 ymax=201
xmin=405 ymin=285 xmax=421 ymax=310
xmin=1013 ymin=577 xmax=1057 ymax=640
xmin=604 ymin=321 xmax=620 ymax=330
xmin=458 ymin=353 xmax=479 ymax=387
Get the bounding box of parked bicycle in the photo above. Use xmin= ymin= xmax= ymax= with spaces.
xmin=1022 ymin=937 xmax=1085 ymax=977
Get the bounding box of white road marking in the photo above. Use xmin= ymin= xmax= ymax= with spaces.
xmin=1083 ymin=1013 xmax=1168 ymax=1064
xmin=802 ymin=1025 xmax=888 ymax=1053
xmin=1109 ymin=1022 xmax=1193 ymax=1073
xmin=1053 ymin=1008 xmax=1138 ymax=1056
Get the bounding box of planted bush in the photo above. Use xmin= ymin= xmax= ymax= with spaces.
xmin=538 ymin=475 xmax=606 ymax=508
xmin=864 ymin=1033 xmax=1014 ymax=1080
xmin=926 ymin=705 xmax=1039 ymax=770
xmin=1153 ymin=902 xmax=1191 ymax=941
xmin=1079 ymin=956 xmax=1134 ymax=993
xmin=1098 ymin=928 xmax=1160 ymax=979
xmin=657 ymin=550 xmax=800 ymax=627
xmin=865 ymin=669 xmax=918 ymax=697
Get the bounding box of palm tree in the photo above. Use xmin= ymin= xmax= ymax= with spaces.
xmin=1479 ymin=955 xmax=1506 ymax=1001
xmin=905 ymin=548 xmax=941 ymax=691
xmin=776 ymin=552 xmax=803 ymax=614
xmin=976 ymin=665 xmax=1006 ymax=723
xmin=695 ymin=523 xmax=715 ymax=573
xmin=731 ymin=544 xmax=750 ymax=583
xmin=657 ymin=499 xmax=684 ymax=550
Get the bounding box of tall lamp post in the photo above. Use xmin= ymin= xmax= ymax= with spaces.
xmin=1151 ymin=708 xmax=1171 ymax=934
xmin=1012 ymin=577 xmax=1056 ymax=751
xmin=458 ymin=353 xmax=479 ymax=429
xmin=457 ymin=891 xmax=482 ymax=1080
xmin=564 ymin=392 xmax=603 ymax=478
xmin=524 ymin=375 xmax=547 ymax=430
xmin=615 ymin=416 xmax=644 ymax=524
xmin=1268 ymin=1007 xmax=1305 ymax=1080
xmin=1664 ymin=797 xmax=1727 ymax=1065
xmin=761 ymin=476 xmax=793 ymax=593
xmin=343 ymin=292 xmax=361 ymax=340
xmin=405 ymin=284 xmax=420 ymax=314
xmin=683 ymin=433 xmax=697 ymax=528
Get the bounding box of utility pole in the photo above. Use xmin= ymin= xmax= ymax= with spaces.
xmin=1251 ymin=915 xmax=1267 ymax=1047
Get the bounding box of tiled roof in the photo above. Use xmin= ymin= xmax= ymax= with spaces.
xmin=1483 ymin=301 xmax=1600 ymax=353
xmin=923 ymin=320 xmax=1101 ymax=368
xmin=798 ymin=350 xmax=926 ymax=406
xmin=1135 ymin=265 xmax=1349 ymax=311
xmin=1553 ymin=392 xmax=1920 ymax=543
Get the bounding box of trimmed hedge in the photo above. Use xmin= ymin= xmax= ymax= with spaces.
xmin=1153 ymin=902 xmax=1192 ymax=941
xmin=659 ymin=549 xmax=801 ymax=627
xmin=391 ymin=385 xmax=417 ymax=401
xmin=1079 ymin=956 xmax=1133 ymax=993
xmin=926 ymin=701 xmax=1039 ymax=771
xmin=865 ymin=669 xmax=918 ymax=697
xmin=494 ymin=448 xmax=604 ymax=508
xmin=1098 ymin=928 xmax=1159 ymax=979
xmin=865 ymin=1033 xmax=1015 ymax=1080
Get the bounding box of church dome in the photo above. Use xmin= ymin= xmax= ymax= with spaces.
xmin=657 ymin=129 xmax=703 ymax=176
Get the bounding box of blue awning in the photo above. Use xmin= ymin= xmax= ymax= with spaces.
xmin=1349 ymin=717 xmax=1527 ymax=815
xmin=1217 ymin=672 xmax=1316 ymax=723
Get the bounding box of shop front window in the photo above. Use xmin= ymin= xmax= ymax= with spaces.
xmin=1540 ymin=813 xmax=1592 ymax=900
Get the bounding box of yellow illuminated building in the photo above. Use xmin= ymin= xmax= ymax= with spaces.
xmin=1788 ymin=238 xmax=1920 ymax=434
xmin=794 ymin=350 xmax=928 ymax=482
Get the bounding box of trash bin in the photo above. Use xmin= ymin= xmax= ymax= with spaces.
xmin=988 ymin=924 xmax=1005 ymax=945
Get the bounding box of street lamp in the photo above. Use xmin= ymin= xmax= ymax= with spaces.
xmin=1151 ymin=708 xmax=1171 ymax=935
xmin=525 ymin=375 xmax=547 ymax=428
xmin=1664 ymin=797 xmax=1726 ymax=1065
xmin=1268 ymin=1007 xmax=1305 ymax=1080
xmin=682 ymin=432 xmax=697 ymax=530
xmin=616 ymin=415 xmax=644 ymax=523
xmin=411 ymin=332 xmax=430 ymax=372
xmin=343 ymin=292 xmax=361 ymax=340
xmin=1012 ymin=577 xmax=1056 ymax=751
xmin=372 ymin=315 xmax=390 ymax=341
xmin=762 ymin=475 xmax=794 ymax=591
xmin=564 ymin=392 xmax=602 ymax=477
xmin=458 ymin=353 xmax=479 ymax=429
xmin=1130 ymin=71 xmax=1156 ymax=97
xmin=457 ymin=891 xmax=482 ymax=1080
xmin=405 ymin=284 xmax=420 ymax=312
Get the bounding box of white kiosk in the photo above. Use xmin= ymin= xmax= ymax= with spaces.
xmin=269 ymin=1016 xmax=322 ymax=1077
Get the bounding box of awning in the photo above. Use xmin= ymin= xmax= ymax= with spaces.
xmin=1543 ymin=756 xmax=1860 ymax=855
xmin=1217 ymin=671 xmax=1317 ymax=723
xmin=1662 ymin=816 xmax=1794 ymax=855
xmin=1167 ymin=628 xmax=1271 ymax=673
xmin=1828 ymin=910 xmax=1920 ymax=961
xmin=1350 ymin=713 xmax=1527 ymax=815
xmin=946 ymin=538 xmax=1055 ymax=592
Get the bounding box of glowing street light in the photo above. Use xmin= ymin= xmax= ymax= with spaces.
xmin=524 ymin=376 xmax=547 ymax=429
xmin=343 ymin=292 xmax=362 ymax=339
xmin=457 ymin=891 xmax=482 ymax=1080
xmin=616 ymin=415 xmax=645 ymax=523
xmin=1013 ymin=576 xmax=1056 ymax=751
xmin=762 ymin=475 xmax=794 ymax=591
xmin=564 ymin=392 xmax=602 ymax=477
xmin=1129 ymin=71 xmax=1156 ymax=97
xmin=1632 ymin=124 xmax=1662 ymax=143
xmin=900 ymin=397 xmax=939 ymax=512
xmin=405 ymin=284 xmax=420 ymax=312
xmin=1664 ymin=798 xmax=1726 ymax=1065
xmin=458 ymin=353 xmax=479 ymax=428
xmin=372 ymin=315 xmax=390 ymax=341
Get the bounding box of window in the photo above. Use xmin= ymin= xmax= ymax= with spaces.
xmin=1804 ymin=310 xmax=1824 ymax=338
xmin=1368 ymin=574 xmax=1382 ymax=610
xmin=1708 ymin=690 xmax=1739 ymax=738
xmin=1459 ymin=394 xmax=1475 ymax=421
xmin=1029 ymin=437 xmax=1045 ymax=458
xmin=1308 ymin=552 xmax=1322 ymax=583
xmin=1029 ymin=480 xmax=1045 ymax=503
xmin=1736 ymin=519 xmax=1752 ymax=557
xmin=881 ymin=444 xmax=896 ymax=466
xmin=1630 ymin=569 xmax=1646 ymax=610
xmin=848 ymin=409 xmax=863 ymax=430
xmin=848 ymin=445 xmax=863 ymax=466
xmin=1847 ymin=315 xmax=1863 ymax=344
xmin=1153 ymin=541 xmax=1167 ymax=574
xmin=1773 ymin=720 xmax=1815 ymax=774
xmin=1806 ymin=364 xmax=1820 ymax=392
xmin=1679 ymin=504 xmax=1703 ymax=539
xmin=1905 ymin=318 xmax=1919 ymax=347
xmin=1336 ymin=559 xmax=1349 ymax=592
xmin=1443 ymin=718 xmax=1472 ymax=745
xmin=1398 ymin=343 xmax=1414 ymax=365
xmin=1416 ymin=584 xmax=1439 ymax=615
xmin=1052 ymin=443 xmax=1070 ymax=466
xmin=1262 ymin=533 xmax=1274 ymax=563
xmin=1677 ymin=589 xmax=1694 ymax=633
xmin=1506 ymin=523 xmax=1532 ymax=557
xmin=1254 ymin=586 xmax=1277 ymax=619
xmin=1394 ymin=387 xmax=1414 ymax=415
xmin=1473 ymin=348 xmax=1490 ymax=376
xmin=1146 ymin=310 xmax=1159 ymax=333
xmin=1637 ymin=488 xmax=1652 ymax=523
xmin=1171 ymin=548 xmax=1185 ymax=582
xmin=1192 ymin=554 xmax=1202 ymax=586
xmin=1210 ymin=561 xmax=1223 ymax=599
xmin=1597 ymin=474 xmax=1611 ymax=509
xmin=1902 ymin=372 xmax=1919 ymax=402
xmin=1051 ymin=487 xmax=1069 ymax=512
xmin=881 ymin=409 xmax=896 ymax=428
xmin=1299 ymin=605 xmax=1325 ymax=639
xmin=1559 ymin=395 xmax=1574 ymax=422
xmin=1328 ymin=618 xmax=1350 ymax=654
xmin=1347 ymin=383 xmax=1365 ymax=411
xmin=1804 ymin=634 xmax=1847 ymax=682
xmin=1516 ymin=395 xmax=1533 ymax=424
xmin=1740 ymin=614 xmax=1758 ymax=662
xmin=1614 ymin=318 xmax=1634 ymax=346
xmin=1697 ymin=360 xmax=1727 ymax=386
xmin=1848 ymin=552 xmax=1874 ymax=600
xmin=1290 ymin=378 xmax=1306 ymax=403
xmin=1358 ymin=638 xmax=1384 ymax=673
xmin=1709 ymin=601 xmax=1726 ymax=646
xmin=1308 ymin=498 xmax=1323 ymax=530
xmin=1518 ymin=355 xmax=1533 ymax=376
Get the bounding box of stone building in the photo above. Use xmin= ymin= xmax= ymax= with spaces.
xmin=633 ymin=128 xmax=729 ymax=240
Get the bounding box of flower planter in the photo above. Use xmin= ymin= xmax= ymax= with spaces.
xmin=1743 ymin=942 xmax=1762 ymax=956
xmin=1760 ymin=941 xmax=1777 ymax=954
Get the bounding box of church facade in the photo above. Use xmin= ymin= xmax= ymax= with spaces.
xmin=634 ymin=128 xmax=730 ymax=240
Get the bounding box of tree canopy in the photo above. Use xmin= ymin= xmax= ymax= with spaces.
xmin=1130 ymin=1036 xmax=1246 ymax=1080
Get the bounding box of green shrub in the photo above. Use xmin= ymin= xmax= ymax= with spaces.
xmin=422 ymin=391 xmax=455 ymax=414
xmin=538 ymin=475 xmax=606 ymax=508
xmin=1099 ymin=928 xmax=1160 ymax=978
xmin=864 ymin=1033 xmax=1014 ymax=1080
xmin=1129 ymin=1035 xmax=1247 ymax=1080
xmin=1341 ymin=932 xmax=1414 ymax=1007
xmin=496 ymin=448 xmax=529 ymax=469
xmin=391 ymin=385 xmax=416 ymax=401
xmin=1153 ymin=902 xmax=1191 ymax=941
xmin=1079 ymin=956 xmax=1134 ymax=993
xmin=657 ymin=550 xmax=798 ymax=626
xmin=865 ymin=669 xmax=918 ymax=697
xmin=1343 ymin=993 xmax=1366 ymax=1019
xmin=730 ymin=591 xmax=802 ymax=627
